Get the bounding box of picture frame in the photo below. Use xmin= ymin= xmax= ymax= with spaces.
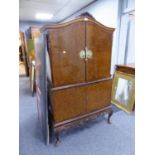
xmin=111 ymin=71 xmax=135 ymax=114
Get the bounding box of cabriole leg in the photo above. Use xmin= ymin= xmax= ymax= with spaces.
xmin=54 ymin=132 xmax=60 ymax=146
xmin=107 ymin=110 xmax=113 ymax=124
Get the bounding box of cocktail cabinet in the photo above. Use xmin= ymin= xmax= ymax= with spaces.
xmin=35 ymin=14 xmax=115 ymax=145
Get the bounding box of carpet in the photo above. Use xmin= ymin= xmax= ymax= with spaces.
xmin=19 ymin=77 xmax=135 ymax=155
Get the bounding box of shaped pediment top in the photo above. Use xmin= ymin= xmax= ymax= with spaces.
xmin=41 ymin=12 xmax=115 ymax=33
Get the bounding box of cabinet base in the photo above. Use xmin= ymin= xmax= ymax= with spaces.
xmin=51 ymin=105 xmax=113 ymax=146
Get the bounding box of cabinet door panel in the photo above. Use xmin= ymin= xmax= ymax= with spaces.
xmin=86 ymin=80 xmax=112 ymax=112
xmin=48 ymin=22 xmax=86 ymax=87
xmin=52 ymin=87 xmax=86 ymax=123
xmin=86 ymin=21 xmax=113 ymax=81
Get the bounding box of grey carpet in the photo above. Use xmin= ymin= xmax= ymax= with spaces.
xmin=19 ymin=77 xmax=135 ymax=155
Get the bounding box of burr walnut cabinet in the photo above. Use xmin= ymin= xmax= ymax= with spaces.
xmin=35 ymin=14 xmax=115 ymax=145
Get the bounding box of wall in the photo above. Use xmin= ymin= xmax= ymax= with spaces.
xmin=126 ymin=17 xmax=135 ymax=63
xmin=63 ymin=0 xmax=119 ymax=28
xmin=117 ymin=0 xmax=135 ymax=64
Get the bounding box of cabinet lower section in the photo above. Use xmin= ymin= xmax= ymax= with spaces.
xmin=54 ymin=106 xmax=113 ymax=132
xmin=52 ymin=105 xmax=113 ymax=145
xmin=49 ymin=79 xmax=113 ymax=145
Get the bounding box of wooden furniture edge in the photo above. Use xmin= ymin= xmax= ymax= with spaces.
xmin=51 ymin=77 xmax=112 ymax=91
xmin=52 ymin=105 xmax=113 ymax=146
xmin=116 ymin=64 xmax=135 ymax=70
xmin=40 ymin=17 xmax=115 ymax=32
xmin=54 ymin=105 xmax=112 ymax=129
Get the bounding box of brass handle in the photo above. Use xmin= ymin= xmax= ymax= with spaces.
xmin=86 ymin=47 xmax=93 ymax=59
xmin=79 ymin=50 xmax=85 ymax=59
xmin=79 ymin=47 xmax=93 ymax=60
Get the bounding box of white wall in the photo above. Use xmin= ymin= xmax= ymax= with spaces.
xmin=117 ymin=0 xmax=135 ymax=64
xmin=63 ymin=0 xmax=119 ymax=28
xmin=126 ymin=17 xmax=135 ymax=63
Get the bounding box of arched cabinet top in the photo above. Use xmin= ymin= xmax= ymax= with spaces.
xmin=40 ymin=16 xmax=115 ymax=33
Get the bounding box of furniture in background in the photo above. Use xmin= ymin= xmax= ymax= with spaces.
xmin=26 ymin=26 xmax=41 ymax=64
xmin=26 ymin=27 xmax=41 ymax=95
xmin=111 ymin=64 xmax=135 ymax=114
xmin=19 ymin=32 xmax=29 ymax=76
xmin=26 ymin=26 xmax=41 ymax=40
xmin=34 ymin=14 xmax=115 ymax=145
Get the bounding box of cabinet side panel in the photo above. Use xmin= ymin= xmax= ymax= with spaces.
xmin=35 ymin=34 xmax=49 ymax=144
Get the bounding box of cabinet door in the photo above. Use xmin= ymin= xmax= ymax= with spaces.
xmin=52 ymin=87 xmax=86 ymax=123
xmin=86 ymin=80 xmax=112 ymax=112
xmin=86 ymin=21 xmax=113 ymax=81
xmin=48 ymin=22 xmax=86 ymax=87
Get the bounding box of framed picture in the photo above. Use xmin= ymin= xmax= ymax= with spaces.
xmin=111 ymin=71 xmax=135 ymax=114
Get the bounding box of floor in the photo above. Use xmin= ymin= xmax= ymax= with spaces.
xmin=19 ymin=77 xmax=135 ymax=155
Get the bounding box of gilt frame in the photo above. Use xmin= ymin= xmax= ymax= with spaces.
xmin=111 ymin=71 xmax=135 ymax=114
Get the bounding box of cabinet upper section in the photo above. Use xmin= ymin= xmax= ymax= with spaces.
xmin=41 ymin=14 xmax=115 ymax=87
